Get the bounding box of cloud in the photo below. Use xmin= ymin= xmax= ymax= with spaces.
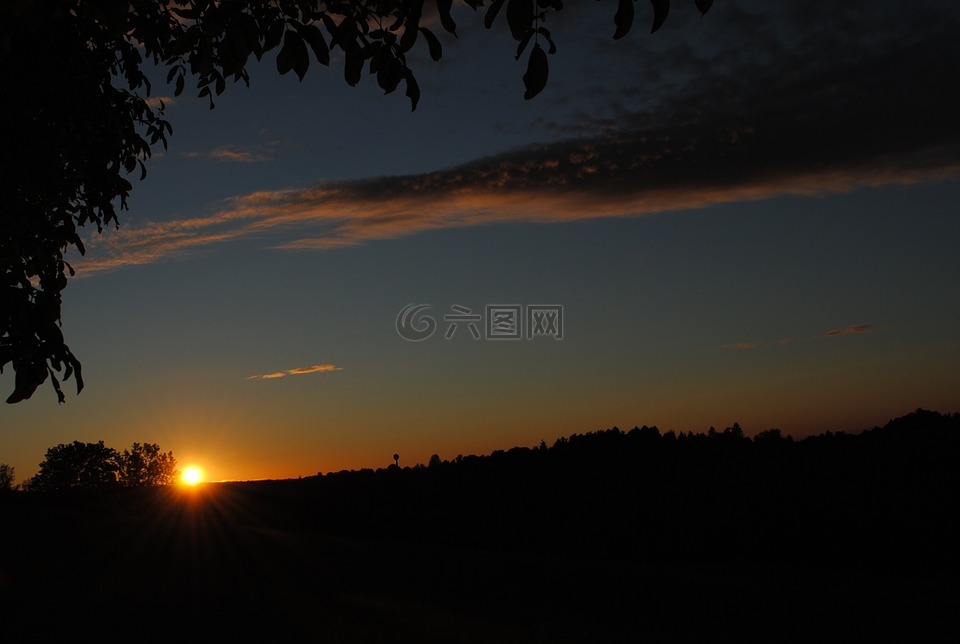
xmin=247 ymin=364 xmax=342 ymax=380
xmin=780 ymin=324 xmax=875 ymax=344
xmin=285 ymin=364 xmax=343 ymax=375
xmin=727 ymin=324 xmax=875 ymax=350
xmin=821 ymin=324 xmax=873 ymax=337
xmin=180 ymin=144 xmax=279 ymax=163
xmin=73 ymin=0 xmax=960 ymax=274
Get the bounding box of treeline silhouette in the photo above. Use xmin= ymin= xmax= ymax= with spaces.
xmin=234 ymin=408 xmax=959 ymax=576
xmin=11 ymin=409 xmax=958 ymax=577
xmin=19 ymin=440 xmax=179 ymax=491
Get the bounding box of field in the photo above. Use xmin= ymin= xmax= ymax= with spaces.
xmin=2 ymin=480 xmax=956 ymax=642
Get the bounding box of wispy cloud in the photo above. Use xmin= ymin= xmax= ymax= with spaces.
xmin=72 ymin=0 xmax=960 ymax=275
xmin=726 ymin=324 xmax=875 ymax=350
xmin=246 ymin=364 xmax=342 ymax=380
xmin=285 ymin=364 xmax=343 ymax=375
xmin=778 ymin=324 xmax=875 ymax=345
xmin=180 ymin=143 xmax=279 ymax=163
xmin=822 ymin=324 xmax=873 ymax=337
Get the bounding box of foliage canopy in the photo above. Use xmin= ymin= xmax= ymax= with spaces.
xmin=119 ymin=441 xmax=180 ymax=487
xmin=26 ymin=440 xmax=122 ymax=491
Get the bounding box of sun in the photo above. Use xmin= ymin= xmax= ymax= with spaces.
xmin=181 ymin=466 xmax=204 ymax=486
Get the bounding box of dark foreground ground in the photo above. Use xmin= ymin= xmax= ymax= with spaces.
xmin=1 ymin=481 xmax=957 ymax=642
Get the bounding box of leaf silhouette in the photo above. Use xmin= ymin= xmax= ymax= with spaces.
xmin=485 ymin=0 xmax=506 ymax=29
xmin=523 ymin=43 xmax=548 ymax=100
xmin=650 ymin=0 xmax=669 ymax=33
xmin=614 ymin=0 xmax=635 ymax=40
xmin=507 ymin=0 xmax=534 ymax=42
xmin=420 ymin=27 xmax=442 ymax=61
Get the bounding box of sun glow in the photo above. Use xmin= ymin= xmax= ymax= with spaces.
xmin=181 ymin=466 xmax=204 ymax=486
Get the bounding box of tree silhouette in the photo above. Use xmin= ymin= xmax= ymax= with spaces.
xmin=0 ymin=463 xmax=14 ymax=492
xmin=119 ymin=442 xmax=180 ymax=487
xmin=0 ymin=0 xmax=713 ymax=404
xmin=26 ymin=441 xmax=121 ymax=491
xmin=393 ymin=453 xmax=400 ymax=467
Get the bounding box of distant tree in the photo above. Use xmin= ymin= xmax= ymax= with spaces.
xmin=27 ymin=441 xmax=120 ymax=491
xmin=725 ymin=422 xmax=744 ymax=439
xmin=119 ymin=442 xmax=179 ymax=486
xmin=0 ymin=0 xmax=714 ymax=404
xmin=754 ymin=428 xmax=791 ymax=447
xmin=393 ymin=453 xmax=400 ymax=467
xmin=428 ymin=453 xmax=442 ymax=468
xmin=628 ymin=424 xmax=662 ymax=444
xmin=708 ymin=423 xmax=745 ymax=442
xmin=0 ymin=463 xmax=15 ymax=492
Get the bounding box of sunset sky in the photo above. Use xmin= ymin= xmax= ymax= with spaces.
xmin=3 ymin=0 xmax=959 ymax=483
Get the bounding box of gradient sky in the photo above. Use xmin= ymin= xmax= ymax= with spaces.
xmin=3 ymin=0 xmax=959 ymax=482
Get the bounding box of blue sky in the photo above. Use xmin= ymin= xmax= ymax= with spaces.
xmin=2 ymin=1 xmax=959 ymax=482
